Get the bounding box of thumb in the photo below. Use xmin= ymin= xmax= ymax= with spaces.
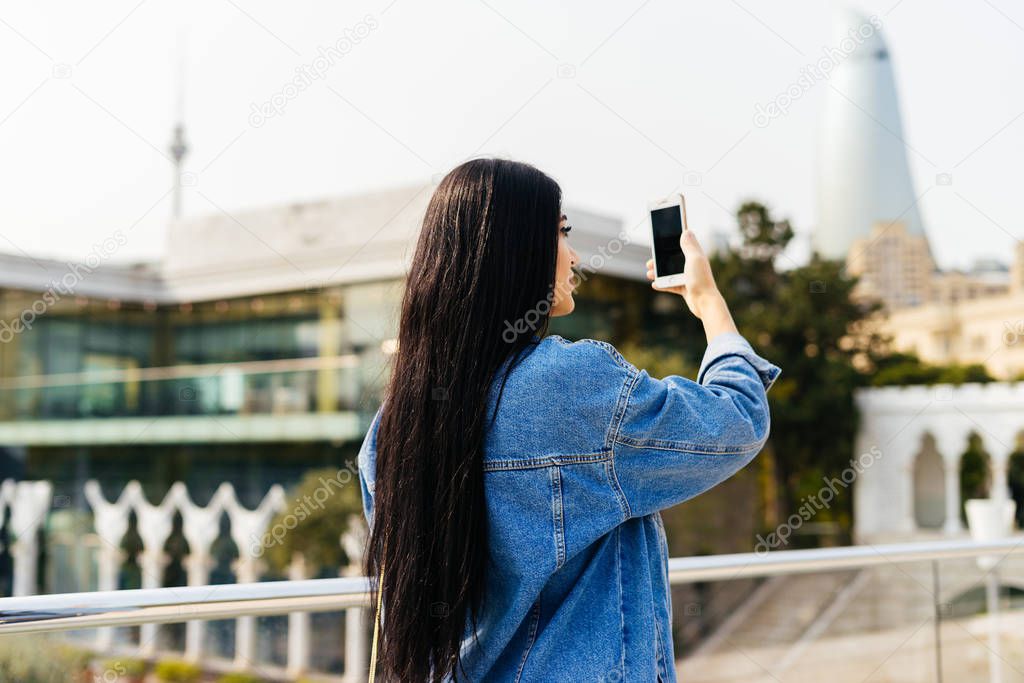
xmin=680 ymin=227 xmax=704 ymax=259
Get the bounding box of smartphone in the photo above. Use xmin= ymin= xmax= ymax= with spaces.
xmin=649 ymin=193 xmax=687 ymax=289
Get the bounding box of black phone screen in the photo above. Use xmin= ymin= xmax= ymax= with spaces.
xmin=651 ymin=205 xmax=685 ymax=276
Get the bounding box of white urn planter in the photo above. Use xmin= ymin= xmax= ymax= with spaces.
xmin=965 ymin=498 xmax=1017 ymax=569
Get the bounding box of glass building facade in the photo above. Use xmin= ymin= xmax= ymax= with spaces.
xmin=0 ymin=281 xmax=403 ymax=507
xmin=0 ymin=268 xmax=688 ymax=506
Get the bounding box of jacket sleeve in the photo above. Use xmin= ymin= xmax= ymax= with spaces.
xmin=609 ymin=332 xmax=781 ymax=520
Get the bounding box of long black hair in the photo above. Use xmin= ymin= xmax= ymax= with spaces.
xmin=365 ymin=158 xmax=563 ymax=681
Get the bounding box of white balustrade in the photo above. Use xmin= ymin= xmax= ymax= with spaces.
xmin=1 ymin=478 xmax=367 ymax=679
xmin=855 ymin=382 xmax=1024 ymax=541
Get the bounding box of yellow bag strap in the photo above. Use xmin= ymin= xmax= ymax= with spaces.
xmin=368 ymin=552 xmax=385 ymax=683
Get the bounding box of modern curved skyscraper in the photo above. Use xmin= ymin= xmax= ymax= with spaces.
xmin=814 ymin=7 xmax=927 ymax=260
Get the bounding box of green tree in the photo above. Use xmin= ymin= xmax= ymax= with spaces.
xmin=709 ymin=202 xmax=879 ymax=529
xmin=263 ymin=465 xmax=365 ymax=576
xmin=616 ymin=339 xmax=696 ymax=380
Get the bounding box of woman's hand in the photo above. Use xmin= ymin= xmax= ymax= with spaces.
xmin=645 ymin=228 xmax=726 ymax=321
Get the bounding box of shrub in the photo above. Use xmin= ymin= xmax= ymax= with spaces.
xmin=216 ymin=673 xmax=269 ymax=683
xmin=0 ymin=636 xmax=92 ymax=682
xmin=153 ymin=659 xmax=201 ymax=683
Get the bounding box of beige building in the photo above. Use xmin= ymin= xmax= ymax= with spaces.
xmin=846 ymin=222 xmax=1024 ymax=379
xmin=1013 ymin=239 xmax=1024 ymax=293
xmin=846 ymin=221 xmax=937 ymax=310
xmin=880 ymin=293 xmax=1024 ymax=379
xmin=867 ymin=241 xmax=1024 ymax=379
xmin=847 ymin=221 xmax=1013 ymax=310
xmin=928 ymin=265 xmax=1011 ymax=305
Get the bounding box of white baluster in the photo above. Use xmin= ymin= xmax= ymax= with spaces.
xmin=10 ymin=481 xmax=53 ymax=597
xmin=223 ymin=484 xmax=285 ymax=670
xmin=0 ymin=481 xmax=15 ymax=598
xmin=286 ymin=552 xmax=310 ymax=678
xmin=134 ymin=484 xmax=180 ymax=655
xmin=176 ymin=482 xmax=229 ymax=663
xmin=341 ymin=514 xmax=368 ymax=683
xmin=85 ymin=480 xmax=139 ymax=651
xmin=0 ymin=480 xmax=13 ymax=567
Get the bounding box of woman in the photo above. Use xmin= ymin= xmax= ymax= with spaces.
xmin=357 ymin=158 xmax=781 ymax=682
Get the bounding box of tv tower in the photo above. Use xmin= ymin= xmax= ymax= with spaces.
xmin=169 ymin=34 xmax=188 ymax=221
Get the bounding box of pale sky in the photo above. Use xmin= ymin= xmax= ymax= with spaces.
xmin=1 ymin=0 xmax=1021 ymax=272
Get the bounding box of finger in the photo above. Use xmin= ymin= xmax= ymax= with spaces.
xmin=645 ymin=258 xmax=653 ymax=267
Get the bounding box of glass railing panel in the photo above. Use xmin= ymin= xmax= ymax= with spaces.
xmin=0 ymin=610 xmax=364 ymax=682
xmin=672 ymin=555 xmax=1024 ymax=683
xmin=5 ymin=539 xmax=1024 ymax=682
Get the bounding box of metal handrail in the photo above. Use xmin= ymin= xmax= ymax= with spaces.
xmin=666 ymin=536 xmax=1024 ymax=581
xmin=0 ymin=577 xmax=370 ymax=635
xmin=0 ymin=536 xmax=1021 ymax=635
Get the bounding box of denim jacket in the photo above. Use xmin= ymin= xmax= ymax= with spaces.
xmin=358 ymin=331 xmax=781 ymax=682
